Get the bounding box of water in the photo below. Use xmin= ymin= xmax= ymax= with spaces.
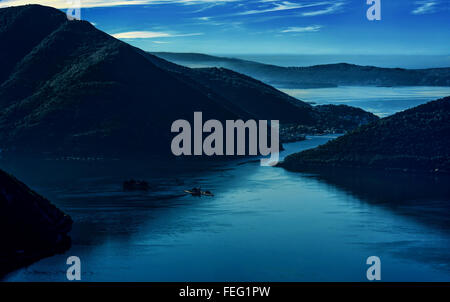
xmin=3 ymin=136 xmax=450 ymax=282
xmin=2 ymin=86 xmax=450 ymax=282
xmin=280 ymin=86 xmax=450 ymax=117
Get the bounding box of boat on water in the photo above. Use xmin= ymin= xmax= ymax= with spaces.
xmin=184 ymin=188 xmax=214 ymax=197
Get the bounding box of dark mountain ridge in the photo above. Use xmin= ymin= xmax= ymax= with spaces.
xmin=0 ymin=5 xmax=377 ymax=158
xmin=279 ymin=97 xmax=450 ymax=173
xmin=152 ymin=52 xmax=450 ymax=88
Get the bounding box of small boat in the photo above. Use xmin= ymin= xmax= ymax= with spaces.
xmin=184 ymin=188 xmax=214 ymax=197
xmin=184 ymin=189 xmax=201 ymax=196
xmin=202 ymin=190 xmax=214 ymax=197
xmin=123 ymin=179 xmax=150 ymax=191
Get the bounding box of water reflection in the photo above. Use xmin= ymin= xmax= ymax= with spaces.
xmin=2 ymin=137 xmax=450 ymax=281
xmin=280 ymin=86 xmax=450 ymax=117
xmin=300 ymin=168 xmax=450 ymax=232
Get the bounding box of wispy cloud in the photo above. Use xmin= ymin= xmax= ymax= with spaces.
xmin=111 ymin=31 xmax=203 ymax=39
xmin=197 ymin=16 xmax=212 ymax=21
xmin=237 ymin=1 xmax=303 ymax=15
xmin=281 ymin=25 xmax=322 ymax=33
xmin=0 ymin=0 xmax=148 ymax=9
xmin=0 ymin=0 xmax=240 ymax=9
xmin=301 ymin=1 xmax=345 ymax=16
xmin=236 ymin=1 xmax=331 ymax=16
xmin=0 ymin=0 xmax=347 ymax=19
xmin=412 ymin=1 xmax=439 ymax=15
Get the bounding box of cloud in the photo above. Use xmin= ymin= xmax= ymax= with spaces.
xmin=0 ymin=0 xmax=240 ymax=9
xmin=236 ymin=1 xmax=330 ymax=16
xmin=197 ymin=16 xmax=212 ymax=21
xmin=412 ymin=1 xmax=439 ymax=15
xmin=281 ymin=25 xmax=322 ymax=33
xmin=301 ymin=1 xmax=345 ymax=16
xmin=111 ymin=31 xmax=203 ymax=39
xmin=0 ymin=0 xmax=148 ymax=9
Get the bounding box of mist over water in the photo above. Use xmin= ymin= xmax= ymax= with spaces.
xmin=221 ymin=55 xmax=450 ymax=69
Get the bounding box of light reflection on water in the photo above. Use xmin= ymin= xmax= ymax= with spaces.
xmin=2 ymin=136 xmax=450 ymax=281
xmin=280 ymin=86 xmax=450 ymax=117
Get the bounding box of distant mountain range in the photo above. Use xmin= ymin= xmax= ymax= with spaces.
xmin=152 ymin=52 xmax=450 ymax=89
xmin=279 ymin=97 xmax=450 ymax=173
xmin=0 ymin=5 xmax=377 ymax=158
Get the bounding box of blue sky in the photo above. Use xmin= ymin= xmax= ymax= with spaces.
xmin=1 ymin=0 xmax=449 ymax=54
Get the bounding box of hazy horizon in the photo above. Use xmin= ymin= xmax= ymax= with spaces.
xmin=160 ymin=53 xmax=450 ymax=69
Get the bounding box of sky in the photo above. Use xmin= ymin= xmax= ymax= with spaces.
xmin=1 ymin=0 xmax=449 ymax=55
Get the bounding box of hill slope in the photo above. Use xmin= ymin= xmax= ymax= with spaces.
xmin=0 ymin=5 xmax=377 ymax=158
xmin=152 ymin=52 xmax=450 ymax=88
xmin=0 ymin=169 xmax=72 ymax=277
xmin=280 ymin=97 xmax=450 ymax=173
xmin=141 ymin=49 xmax=378 ymax=127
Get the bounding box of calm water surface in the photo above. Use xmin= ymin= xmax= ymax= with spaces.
xmin=280 ymin=86 xmax=450 ymax=117
xmin=3 ymin=135 xmax=450 ymax=282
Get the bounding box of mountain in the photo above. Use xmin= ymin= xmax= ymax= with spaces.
xmin=0 ymin=5 xmax=237 ymax=158
xmin=0 ymin=5 xmax=377 ymax=158
xmin=138 ymin=50 xmax=312 ymax=123
xmin=152 ymin=52 xmax=450 ymax=88
xmin=279 ymin=97 xmax=450 ymax=173
xmin=0 ymin=169 xmax=72 ymax=277
xmin=140 ymin=48 xmax=378 ymax=129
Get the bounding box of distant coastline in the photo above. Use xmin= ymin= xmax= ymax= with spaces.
xmin=152 ymin=52 xmax=450 ymax=89
xmin=209 ymin=54 xmax=450 ymax=69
